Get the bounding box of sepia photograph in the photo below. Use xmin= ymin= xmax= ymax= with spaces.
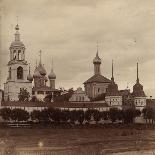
xmin=0 ymin=0 xmax=155 ymax=154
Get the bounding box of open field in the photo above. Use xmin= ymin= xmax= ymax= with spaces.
xmin=0 ymin=125 xmax=155 ymax=154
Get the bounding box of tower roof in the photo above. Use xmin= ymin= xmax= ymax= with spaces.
xmin=27 ymin=65 xmax=33 ymax=81
xmin=10 ymin=23 xmax=25 ymax=49
xmin=37 ymin=50 xmax=47 ymax=76
xmin=48 ymin=58 xmax=56 ymax=79
xmin=84 ymin=74 xmax=111 ymax=84
xmin=93 ymin=51 xmax=101 ymax=64
xmin=106 ymin=60 xmax=120 ymax=96
xmin=132 ymin=62 xmax=146 ymax=97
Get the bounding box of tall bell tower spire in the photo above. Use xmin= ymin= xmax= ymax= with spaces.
xmin=136 ymin=62 xmax=139 ymax=84
xmin=4 ymin=19 xmax=32 ymax=101
xmin=15 ymin=16 xmax=20 ymax=41
xmin=111 ymin=60 xmax=114 ymax=82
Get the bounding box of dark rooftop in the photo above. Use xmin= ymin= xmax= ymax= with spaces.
xmin=84 ymin=74 xmax=111 ymax=84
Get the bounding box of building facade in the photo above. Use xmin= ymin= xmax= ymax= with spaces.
xmin=4 ymin=24 xmax=32 ymax=101
xmin=84 ymin=51 xmax=111 ymax=99
xmin=105 ymin=61 xmax=122 ymax=109
xmin=31 ymin=53 xmax=60 ymax=102
xmin=69 ymin=87 xmax=90 ymax=102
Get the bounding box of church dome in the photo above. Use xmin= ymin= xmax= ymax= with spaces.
xmin=93 ymin=52 xmax=101 ymax=64
xmin=48 ymin=69 xmax=56 ymax=79
xmin=33 ymin=68 xmax=41 ymax=78
xmin=10 ymin=41 xmax=25 ymax=48
xmin=27 ymin=73 xmax=33 ymax=82
xmin=38 ymin=63 xmax=47 ymax=76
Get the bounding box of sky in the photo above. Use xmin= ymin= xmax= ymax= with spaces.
xmin=0 ymin=0 xmax=155 ymax=97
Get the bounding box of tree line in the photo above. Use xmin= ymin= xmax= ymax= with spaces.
xmin=1 ymin=107 xmax=153 ymax=125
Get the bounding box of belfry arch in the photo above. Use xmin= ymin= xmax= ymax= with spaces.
xmin=17 ymin=66 xmax=23 ymax=79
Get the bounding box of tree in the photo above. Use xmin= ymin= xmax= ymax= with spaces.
xmin=39 ymin=109 xmax=51 ymax=123
xmin=52 ymin=108 xmax=61 ymax=123
xmin=93 ymin=110 xmax=101 ymax=123
xmin=54 ymin=88 xmax=74 ymax=102
xmin=61 ymin=110 xmax=70 ymax=123
xmin=0 ymin=108 xmax=12 ymax=121
xmin=84 ymin=109 xmax=92 ymax=123
xmin=18 ymin=88 xmax=30 ymax=101
xmin=11 ymin=109 xmax=29 ymax=122
xmin=109 ymin=108 xmax=119 ymax=123
xmin=77 ymin=110 xmax=85 ymax=125
xmin=142 ymin=107 xmax=154 ymax=124
xmin=100 ymin=111 xmax=108 ymax=121
xmin=122 ymin=108 xmax=136 ymax=124
xmin=31 ymin=110 xmax=41 ymax=122
xmin=70 ymin=110 xmax=78 ymax=124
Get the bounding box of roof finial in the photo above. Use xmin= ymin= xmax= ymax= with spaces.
xmin=39 ymin=50 xmax=42 ymax=64
xmin=15 ymin=16 xmax=19 ymax=30
xmin=28 ymin=63 xmax=31 ymax=74
xmin=35 ymin=59 xmax=38 ymax=68
xmin=111 ymin=60 xmax=114 ymax=82
xmin=137 ymin=62 xmax=139 ymax=83
xmin=17 ymin=16 xmax=18 ymax=25
xmin=96 ymin=40 xmax=99 ymax=57
xmin=52 ymin=57 xmax=54 ymax=71
xmin=127 ymin=82 xmax=129 ymax=89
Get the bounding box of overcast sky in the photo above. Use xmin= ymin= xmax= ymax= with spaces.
xmin=0 ymin=0 xmax=155 ymax=97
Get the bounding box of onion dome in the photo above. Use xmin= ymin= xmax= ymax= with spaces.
xmin=33 ymin=67 xmax=41 ymax=78
xmin=93 ymin=51 xmax=101 ymax=64
xmin=27 ymin=65 xmax=33 ymax=81
xmin=10 ymin=24 xmax=25 ymax=49
xmin=37 ymin=63 xmax=47 ymax=76
xmin=48 ymin=69 xmax=56 ymax=79
xmin=27 ymin=74 xmax=33 ymax=82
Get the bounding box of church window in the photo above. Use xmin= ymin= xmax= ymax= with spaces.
xmin=18 ymin=50 xmax=22 ymax=60
xmin=17 ymin=66 xmax=23 ymax=79
xmin=9 ymin=67 xmax=11 ymax=79
xmin=13 ymin=50 xmax=16 ymax=60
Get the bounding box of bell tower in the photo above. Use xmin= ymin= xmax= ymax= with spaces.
xmin=4 ymin=21 xmax=32 ymax=101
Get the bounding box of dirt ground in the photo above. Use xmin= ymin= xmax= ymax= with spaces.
xmin=0 ymin=125 xmax=155 ymax=154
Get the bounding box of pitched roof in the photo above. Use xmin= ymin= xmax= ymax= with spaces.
xmin=84 ymin=74 xmax=111 ymax=84
xmin=146 ymin=99 xmax=155 ymax=108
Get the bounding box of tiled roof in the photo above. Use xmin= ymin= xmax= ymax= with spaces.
xmin=1 ymin=101 xmax=109 ymax=108
xmin=146 ymin=99 xmax=155 ymax=107
xmin=84 ymin=74 xmax=111 ymax=84
xmin=32 ymin=86 xmax=60 ymax=92
xmin=132 ymin=83 xmax=146 ymax=97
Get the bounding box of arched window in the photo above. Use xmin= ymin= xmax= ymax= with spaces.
xmin=13 ymin=50 xmax=16 ymax=60
xmin=18 ymin=50 xmax=22 ymax=60
xmin=9 ymin=67 xmax=11 ymax=79
xmin=17 ymin=66 xmax=23 ymax=79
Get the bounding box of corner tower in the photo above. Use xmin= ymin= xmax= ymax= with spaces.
xmin=132 ymin=62 xmax=146 ymax=110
